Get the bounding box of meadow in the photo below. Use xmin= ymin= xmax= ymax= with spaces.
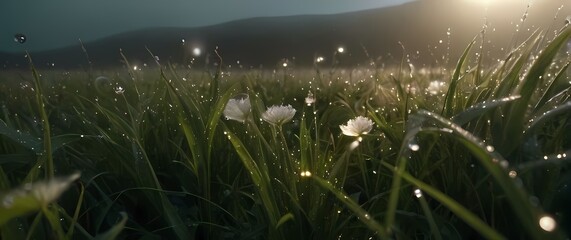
xmin=1 ymin=26 xmax=571 ymax=239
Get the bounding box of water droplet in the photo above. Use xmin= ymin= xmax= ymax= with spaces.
xmin=486 ymin=145 xmax=495 ymax=152
xmin=413 ymin=189 xmax=423 ymax=198
xmin=409 ymin=143 xmax=420 ymax=151
xmin=114 ymin=86 xmax=125 ymax=94
xmin=192 ymin=47 xmax=201 ymax=56
xmin=14 ymin=33 xmax=26 ymax=44
xmin=509 ymin=170 xmax=517 ymax=178
xmin=500 ymin=160 xmax=509 ymax=169
xmin=539 ymin=215 xmax=556 ymax=232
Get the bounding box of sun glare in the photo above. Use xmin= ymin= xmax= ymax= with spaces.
xmin=464 ymin=0 xmax=494 ymax=5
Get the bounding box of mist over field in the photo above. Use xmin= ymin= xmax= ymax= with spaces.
xmin=2 ymin=0 xmax=568 ymax=69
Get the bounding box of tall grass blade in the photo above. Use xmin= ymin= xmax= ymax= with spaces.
xmin=415 ymin=110 xmax=557 ymax=239
xmin=388 ymin=166 xmax=505 ymax=240
xmin=223 ymin=126 xmax=283 ymax=238
xmin=534 ymin=61 xmax=570 ymax=112
xmin=28 ymin=56 xmax=54 ymax=179
xmin=442 ymin=39 xmax=475 ymax=117
xmin=312 ymin=176 xmax=388 ymax=238
xmin=525 ymin=101 xmax=571 ymax=137
xmin=93 ymin=212 xmax=127 ymax=240
xmin=384 ymin=111 xmax=425 ymax=232
xmin=0 ymin=119 xmax=41 ymax=152
xmin=493 ymin=31 xmax=540 ymax=98
xmin=451 ymin=95 xmax=520 ymax=126
xmin=502 ymin=28 xmax=571 ymax=154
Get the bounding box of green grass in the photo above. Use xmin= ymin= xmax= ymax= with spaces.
xmin=0 ymin=27 xmax=571 ymax=239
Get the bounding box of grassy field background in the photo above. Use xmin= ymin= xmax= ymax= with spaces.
xmin=1 ymin=26 xmax=571 ymax=239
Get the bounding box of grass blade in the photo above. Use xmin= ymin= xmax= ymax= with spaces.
xmin=312 ymin=176 xmax=388 ymax=238
xmin=415 ymin=110 xmax=558 ymax=239
xmin=502 ymin=28 xmax=571 ymax=154
xmin=93 ymin=212 xmax=127 ymax=240
xmin=386 ymin=166 xmax=505 ymax=240
xmin=442 ymin=38 xmax=475 ymax=117
xmin=451 ymin=95 xmax=520 ymax=126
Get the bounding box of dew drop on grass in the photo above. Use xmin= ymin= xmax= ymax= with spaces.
xmin=413 ymin=189 xmax=423 ymax=198
xmin=14 ymin=33 xmax=26 ymax=44
xmin=408 ymin=143 xmax=420 ymax=151
xmin=486 ymin=145 xmax=495 ymax=152
xmin=539 ymin=215 xmax=556 ymax=232
xmin=500 ymin=160 xmax=509 ymax=169
xmin=508 ymin=170 xmax=517 ymax=178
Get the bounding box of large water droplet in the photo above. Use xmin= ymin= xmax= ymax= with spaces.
xmin=300 ymin=171 xmax=312 ymax=177
xmin=508 ymin=170 xmax=517 ymax=178
xmin=486 ymin=145 xmax=495 ymax=152
xmin=539 ymin=215 xmax=556 ymax=232
xmin=413 ymin=189 xmax=423 ymax=198
xmin=14 ymin=33 xmax=26 ymax=44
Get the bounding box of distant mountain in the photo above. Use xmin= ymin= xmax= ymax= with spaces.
xmin=1 ymin=0 xmax=567 ymax=69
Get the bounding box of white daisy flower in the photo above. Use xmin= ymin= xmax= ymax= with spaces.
xmin=2 ymin=172 xmax=81 ymax=209
xmin=30 ymin=172 xmax=81 ymax=206
xmin=262 ymin=104 xmax=296 ymax=126
xmin=340 ymin=116 xmax=373 ymax=137
xmin=223 ymin=94 xmax=251 ymax=123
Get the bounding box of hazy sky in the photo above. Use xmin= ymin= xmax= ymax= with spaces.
xmin=1 ymin=0 xmax=415 ymax=52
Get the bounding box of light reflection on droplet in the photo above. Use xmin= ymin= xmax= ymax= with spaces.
xmin=409 ymin=143 xmax=420 ymax=151
xmin=193 ymin=47 xmax=201 ymax=56
xmin=414 ymin=189 xmax=423 ymax=198
xmin=539 ymin=215 xmax=556 ymax=232
xmin=508 ymin=170 xmax=517 ymax=178
xmin=300 ymin=171 xmax=312 ymax=177
xmin=14 ymin=33 xmax=26 ymax=44
xmin=486 ymin=145 xmax=495 ymax=152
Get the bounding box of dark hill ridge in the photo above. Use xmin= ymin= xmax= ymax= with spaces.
xmin=1 ymin=0 xmax=568 ymax=69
